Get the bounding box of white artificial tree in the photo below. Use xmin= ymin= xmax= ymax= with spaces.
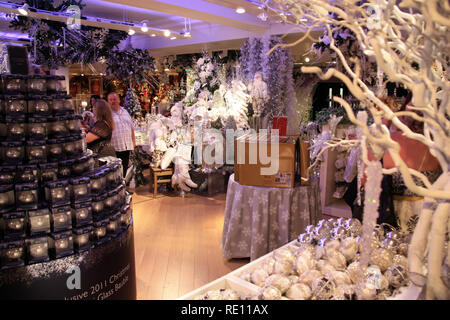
xmin=264 ymin=0 xmax=449 ymax=299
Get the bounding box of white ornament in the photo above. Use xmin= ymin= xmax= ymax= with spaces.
xmin=285 ymin=283 xmax=312 ymax=300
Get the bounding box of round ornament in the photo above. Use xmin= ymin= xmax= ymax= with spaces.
xmin=285 ymin=283 xmax=312 ymax=300
xmin=298 ymin=269 xmax=322 ymax=287
xmin=384 ymin=265 xmax=408 ymax=288
xmin=295 ymin=253 xmax=315 ymax=275
xmin=251 ymin=268 xmax=269 ymax=286
xmin=264 ymin=274 xmax=291 ymax=294
xmin=273 ymin=259 xmax=294 ymax=276
xmin=332 ymin=226 xmax=348 ymax=239
xmin=325 ymin=250 xmax=347 ymax=270
xmin=258 ymin=286 xmax=282 ymax=300
xmin=297 ymin=233 xmax=313 ymax=245
xmin=311 ymin=277 xmax=335 ymax=300
xmin=369 ymin=248 xmax=394 ymax=272
xmin=339 ymin=237 xmax=358 ymax=262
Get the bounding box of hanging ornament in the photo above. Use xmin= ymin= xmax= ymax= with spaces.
xmin=358 ymin=159 xmax=383 ymax=283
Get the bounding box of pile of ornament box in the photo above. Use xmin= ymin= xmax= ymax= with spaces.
xmin=233 ymin=132 xmax=311 ymax=188
xmin=177 ymin=238 xmax=421 ymax=300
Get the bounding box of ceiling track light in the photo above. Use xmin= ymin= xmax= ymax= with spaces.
xmin=163 ymin=29 xmax=171 ymax=37
xmin=236 ymin=7 xmax=246 ymax=14
xmin=17 ymin=3 xmax=29 ymax=16
xmin=128 ymin=28 xmax=135 ymax=36
xmin=170 ymin=36 xmax=176 ymax=40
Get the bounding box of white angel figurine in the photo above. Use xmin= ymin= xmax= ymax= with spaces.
xmin=247 ymin=72 xmax=269 ymax=118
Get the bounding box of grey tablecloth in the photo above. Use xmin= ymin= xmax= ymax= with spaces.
xmin=221 ymin=174 xmax=322 ymax=261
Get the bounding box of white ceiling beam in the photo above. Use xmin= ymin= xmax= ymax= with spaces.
xmin=105 ymin=0 xmax=268 ymax=33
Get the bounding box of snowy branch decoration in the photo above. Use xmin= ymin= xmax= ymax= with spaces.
xmin=240 ymin=36 xmax=298 ymax=133
xmin=264 ymin=0 xmax=450 ymax=299
xmin=10 ymin=0 xmax=127 ymax=68
xmin=106 ymin=45 xmax=155 ymax=86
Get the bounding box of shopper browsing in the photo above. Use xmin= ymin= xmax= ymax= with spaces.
xmin=85 ymin=99 xmax=116 ymax=158
xmin=107 ymin=92 xmax=136 ymax=177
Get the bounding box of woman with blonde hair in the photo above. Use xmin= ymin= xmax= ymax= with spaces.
xmin=86 ymin=99 xmax=117 ymax=158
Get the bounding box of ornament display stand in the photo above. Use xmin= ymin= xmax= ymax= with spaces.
xmin=179 ymin=239 xmax=420 ymax=300
xmin=0 ymin=220 xmax=137 ymax=300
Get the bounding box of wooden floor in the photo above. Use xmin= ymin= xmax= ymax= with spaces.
xmin=131 ymin=172 xmax=249 ymax=300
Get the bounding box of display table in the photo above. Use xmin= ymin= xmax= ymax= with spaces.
xmin=221 ymin=174 xmax=322 ymax=261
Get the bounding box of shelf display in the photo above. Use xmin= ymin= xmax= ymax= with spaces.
xmin=0 ymin=71 xmax=136 ymax=300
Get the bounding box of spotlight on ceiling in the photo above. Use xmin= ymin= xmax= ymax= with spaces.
xmin=163 ymin=29 xmax=171 ymax=37
xmin=305 ymin=57 xmax=310 ymax=63
xmin=170 ymin=36 xmax=176 ymax=40
xmin=141 ymin=22 xmax=148 ymax=32
xmin=18 ymin=3 xmax=29 ymax=16
xmin=236 ymin=7 xmax=246 ymax=14
xmin=128 ymin=29 xmax=135 ymax=36
xmin=183 ymin=32 xmax=191 ymax=38
xmin=151 ymin=33 xmax=156 ymax=37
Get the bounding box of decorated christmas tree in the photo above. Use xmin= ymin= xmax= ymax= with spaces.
xmin=123 ymin=87 xmax=142 ymax=119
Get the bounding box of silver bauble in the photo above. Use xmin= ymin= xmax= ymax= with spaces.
xmin=383 ymin=238 xmax=399 ymax=254
xmin=314 ymin=225 xmax=332 ymax=240
xmin=305 ymin=225 xmax=315 ymax=234
xmin=398 ymin=242 xmax=409 ymax=256
xmin=311 ymin=277 xmax=335 ymax=300
xmin=336 ymin=217 xmax=346 ymax=227
xmin=385 ymin=265 xmax=408 ymax=288
xmin=258 ymin=286 xmax=282 ymax=300
xmin=369 ymin=248 xmax=394 ymax=272
xmin=387 ymin=231 xmax=403 ymax=241
xmin=297 ymin=233 xmax=313 ymax=245
xmin=392 ymin=254 xmax=408 ymax=269
xmin=332 ymin=226 xmax=348 ymax=239
xmin=345 ymin=218 xmax=362 ymax=236
xmin=327 ymin=218 xmax=338 ymax=228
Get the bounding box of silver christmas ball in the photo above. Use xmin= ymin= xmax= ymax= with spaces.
xmin=369 ymin=248 xmax=394 ymax=273
xmin=345 ymin=218 xmax=362 ymax=236
xmin=385 ymin=265 xmax=408 ymax=288
xmin=297 ymin=233 xmax=313 ymax=245
xmin=305 ymin=225 xmax=315 ymax=234
xmin=387 ymin=231 xmax=403 ymax=241
xmin=332 ymin=226 xmax=348 ymax=239
xmin=398 ymin=242 xmax=409 ymax=256
xmin=336 ymin=217 xmax=346 ymax=227
xmin=383 ymin=238 xmax=399 ymax=253
xmin=327 ymin=218 xmax=338 ymax=228
xmin=316 ymin=219 xmax=326 ymax=227
xmin=314 ymin=225 xmax=332 ymax=240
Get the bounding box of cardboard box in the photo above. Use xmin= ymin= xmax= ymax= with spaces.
xmin=299 ymin=139 xmax=311 ymax=185
xmin=234 ymin=133 xmax=297 ymax=188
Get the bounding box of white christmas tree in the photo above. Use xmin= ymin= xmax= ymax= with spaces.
xmin=123 ymin=87 xmax=142 ymax=120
